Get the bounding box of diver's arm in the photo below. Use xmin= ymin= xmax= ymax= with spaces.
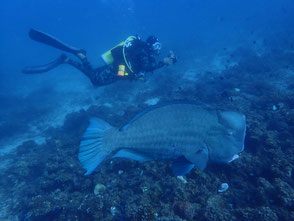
xmin=146 ymin=61 xmax=165 ymax=72
xmin=146 ymin=50 xmax=177 ymax=72
xmin=144 ymin=55 xmax=176 ymax=72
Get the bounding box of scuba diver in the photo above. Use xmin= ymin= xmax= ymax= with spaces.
xmin=22 ymin=29 xmax=177 ymax=87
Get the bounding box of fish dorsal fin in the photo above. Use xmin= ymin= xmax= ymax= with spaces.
xmin=119 ymin=101 xmax=208 ymax=131
xmin=184 ymin=146 xmax=209 ymax=171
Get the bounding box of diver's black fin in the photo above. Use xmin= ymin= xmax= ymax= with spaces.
xmin=29 ymin=28 xmax=83 ymax=54
xmin=22 ymin=54 xmax=67 ymax=74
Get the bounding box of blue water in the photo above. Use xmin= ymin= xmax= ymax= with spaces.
xmin=1 ymin=0 xmax=293 ymax=75
xmin=1 ymin=0 xmax=294 ymax=220
xmin=0 ymin=0 xmax=292 ymax=103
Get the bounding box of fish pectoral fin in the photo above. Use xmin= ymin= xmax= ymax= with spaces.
xmin=172 ymin=157 xmax=195 ymax=176
xmin=112 ymin=149 xmax=152 ymax=162
xmin=184 ymin=146 xmax=209 ymax=171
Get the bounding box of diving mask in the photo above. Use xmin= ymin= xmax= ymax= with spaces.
xmin=152 ymin=42 xmax=161 ymax=54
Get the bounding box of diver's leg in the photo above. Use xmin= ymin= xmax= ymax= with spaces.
xmin=85 ymin=65 xmax=117 ymax=87
xmin=66 ymin=55 xmax=117 ymax=86
xmin=22 ymin=52 xmax=92 ymax=74
xmin=64 ymin=56 xmax=95 ymax=76
xmin=22 ymin=54 xmax=68 ymax=74
xmin=22 ymin=53 xmax=103 ymax=86
xmin=23 ymin=52 xmax=117 ymax=87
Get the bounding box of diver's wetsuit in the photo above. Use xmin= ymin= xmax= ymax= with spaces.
xmin=65 ymin=56 xmax=117 ymax=87
xmin=23 ymin=38 xmax=166 ymax=87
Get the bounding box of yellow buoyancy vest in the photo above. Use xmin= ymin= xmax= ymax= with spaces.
xmin=101 ymin=36 xmax=136 ymax=76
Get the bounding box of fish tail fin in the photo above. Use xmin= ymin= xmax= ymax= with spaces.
xmin=78 ymin=118 xmax=113 ymax=175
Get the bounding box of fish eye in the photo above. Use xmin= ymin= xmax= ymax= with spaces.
xmin=227 ymin=130 xmax=234 ymax=136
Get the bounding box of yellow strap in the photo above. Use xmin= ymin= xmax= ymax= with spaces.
xmin=122 ymin=36 xmax=136 ymax=73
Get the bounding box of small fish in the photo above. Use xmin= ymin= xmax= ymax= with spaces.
xmin=79 ymin=102 xmax=246 ymax=176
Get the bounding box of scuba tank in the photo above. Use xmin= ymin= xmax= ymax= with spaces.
xmin=101 ymin=36 xmax=136 ymax=77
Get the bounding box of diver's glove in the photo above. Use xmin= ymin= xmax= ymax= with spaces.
xmin=163 ymin=50 xmax=177 ymax=65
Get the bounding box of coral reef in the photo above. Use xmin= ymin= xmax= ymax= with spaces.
xmin=1 ymin=48 xmax=294 ymax=220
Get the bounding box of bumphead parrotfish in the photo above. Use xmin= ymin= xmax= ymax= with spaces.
xmin=79 ymin=102 xmax=246 ymax=176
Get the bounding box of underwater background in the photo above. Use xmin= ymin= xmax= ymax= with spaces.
xmin=1 ymin=0 xmax=294 ymax=220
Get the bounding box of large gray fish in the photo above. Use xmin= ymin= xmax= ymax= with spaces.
xmin=79 ymin=102 xmax=246 ymax=176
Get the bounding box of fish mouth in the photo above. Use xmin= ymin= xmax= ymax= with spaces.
xmin=228 ymin=152 xmax=242 ymax=163
xmin=229 ymin=143 xmax=245 ymax=163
